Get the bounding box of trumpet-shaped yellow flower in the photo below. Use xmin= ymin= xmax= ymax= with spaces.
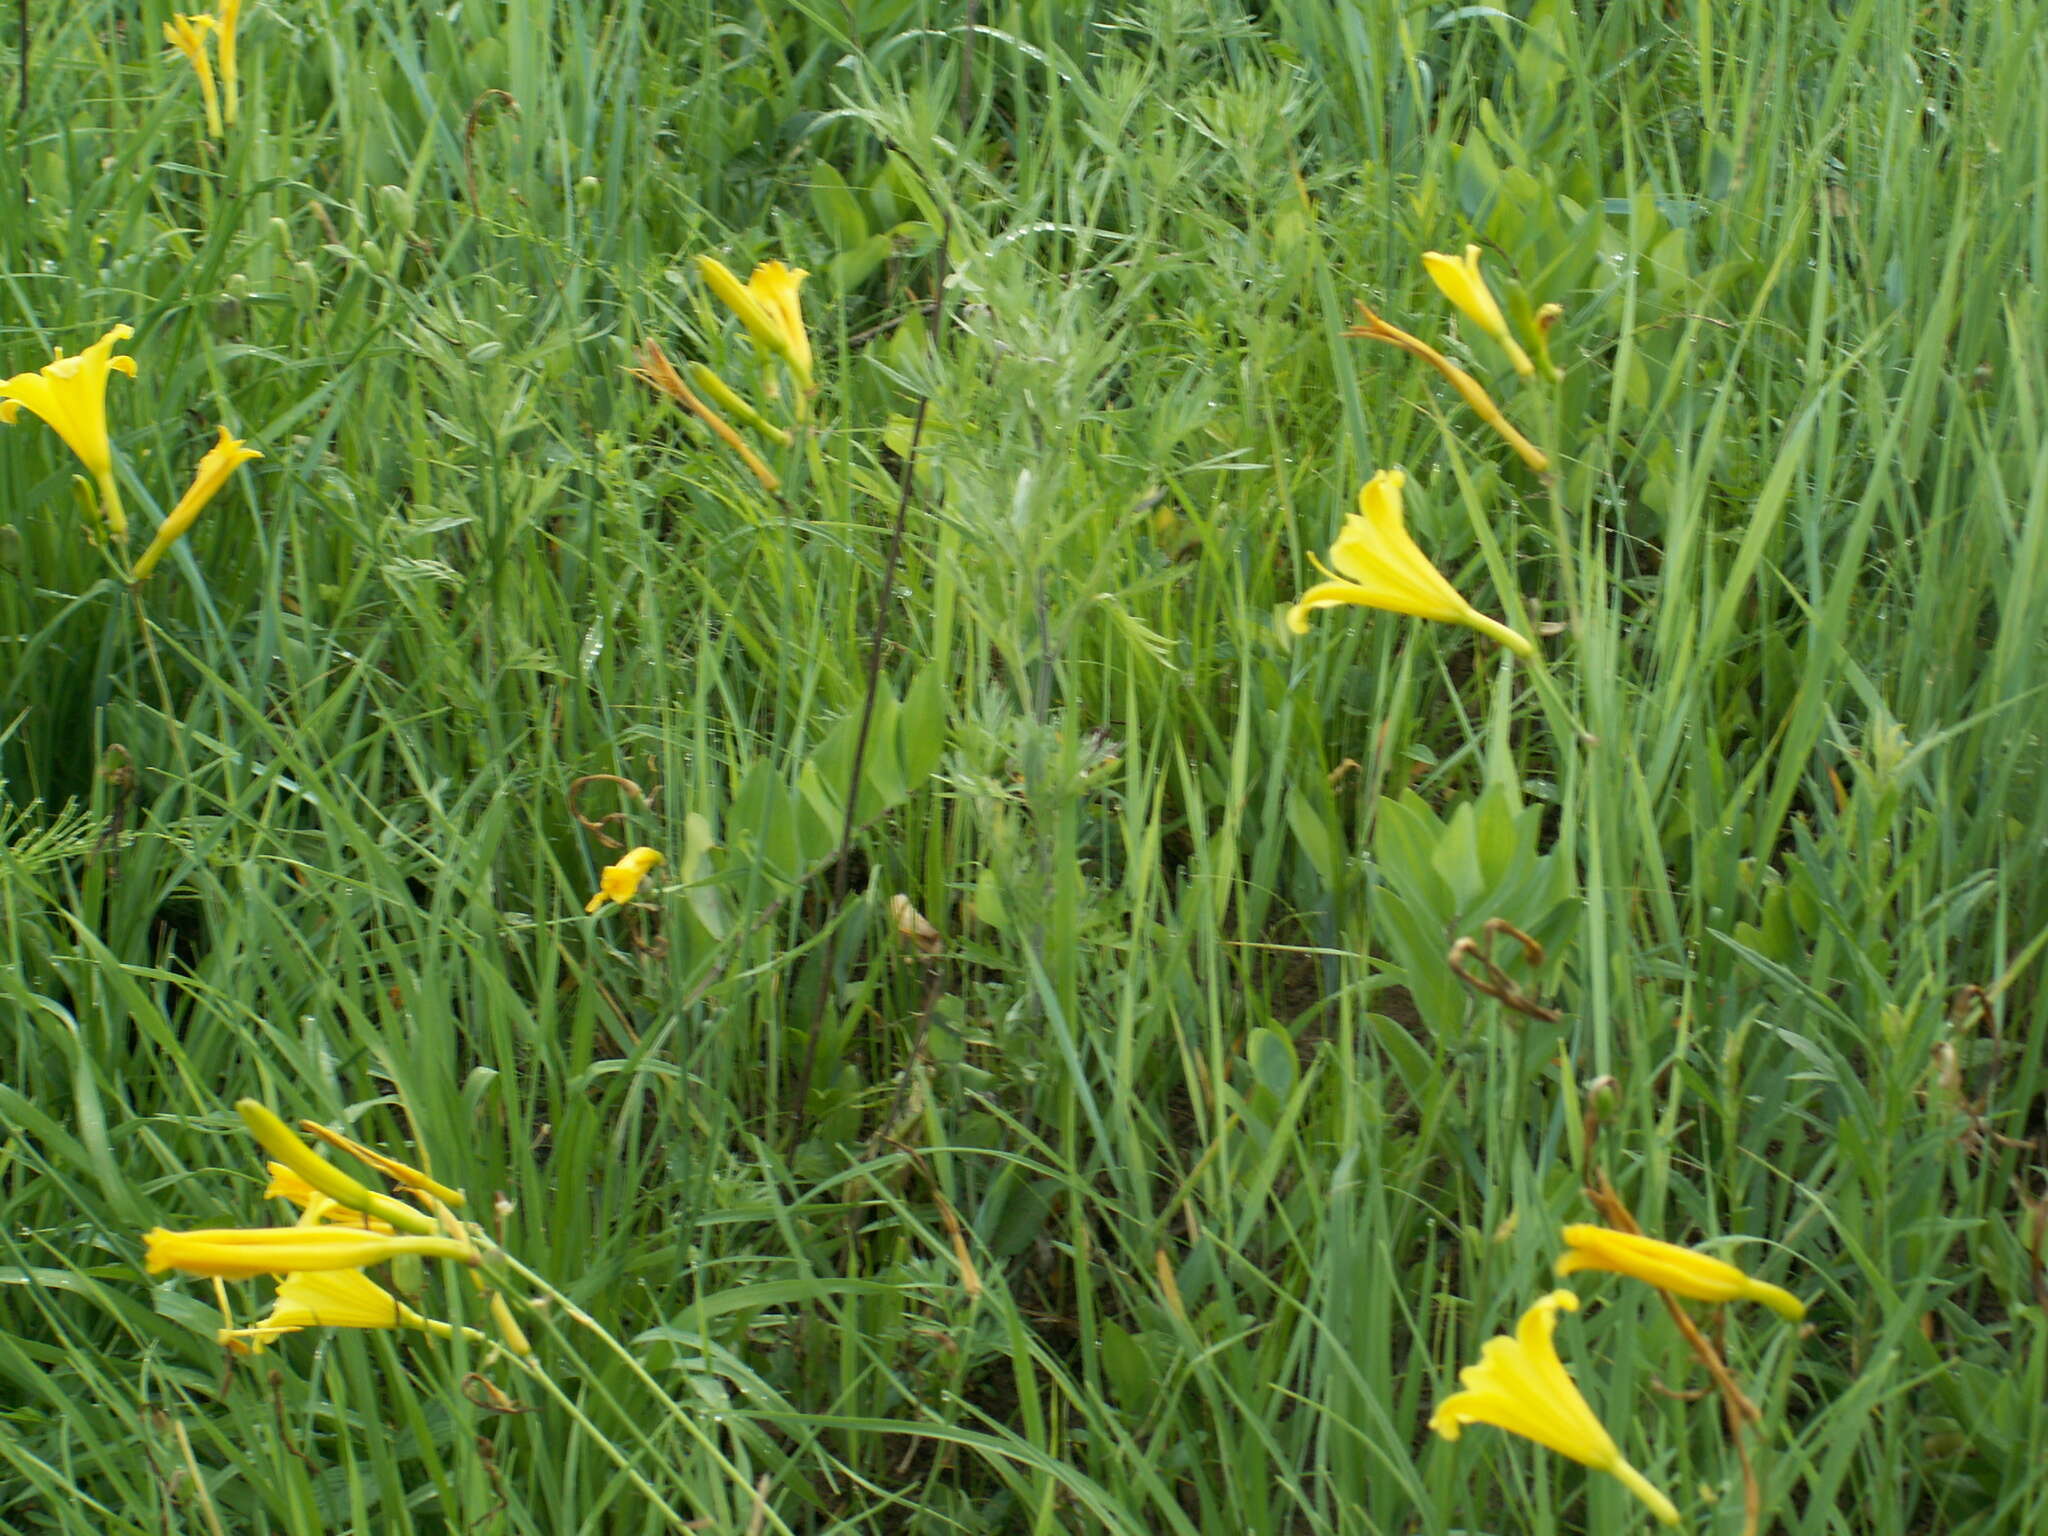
xmin=144 ymin=1224 xmax=474 ymax=1280
xmin=217 ymin=0 xmax=243 ymax=127
xmin=164 ymin=14 xmax=223 ymax=139
xmin=218 ymin=1267 xmax=488 ymax=1351
xmin=697 ymin=257 xmax=814 ymax=392
xmin=586 ymin=846 xmax=663 ymax=914
xmin=1287 ymin=470 xmax=1534 ymax=656
xmin=1557 ymin=1225 xmax=1808 ymax=1322
xmin=0 ymin=324 xmax=138 ymax=539
xmin=1348 ymin=303 xmax=1549 ymax=474
xmin=130 ymin=425 xmax=261 ymax=581
xmin=1423 ymin=245 xmax=1535 ymax=378
xmin=237 ymin=1099 xmax=441 ymax=1235
xmin=1431 ymin=1290 xmax=1679 ymax=1526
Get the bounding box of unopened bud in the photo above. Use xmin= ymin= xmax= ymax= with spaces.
xmin=375 ymin=184 xmax=415 ymax=236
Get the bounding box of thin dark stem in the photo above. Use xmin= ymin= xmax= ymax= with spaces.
xmin=15 ymin=0 xmax=26 ymax=119
xmin=786 ymin=173 xmax=952 ymax=1149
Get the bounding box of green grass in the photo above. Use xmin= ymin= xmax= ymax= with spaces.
xmin=3 ymin=0 xmax=2046 ymax=1531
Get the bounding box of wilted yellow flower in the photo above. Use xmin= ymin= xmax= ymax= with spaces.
xmin=697 ymin=257 xmax=814 ymax=392
xmin=1348 ymin=303 xmax=1549 ymax=474
xmin=130 ymin=425 xmax=261 ymax=580
xmin=144 ymin=1224 xmax=474 ymax=1280
xmin=218 ymin=1267 xmax=488 ymax=1351
xmin=297 ymin=1118 xmax=466 ymax=1208
xmin=217 ymin=0 xmax=243 ymax=127
xmin=164 ymin=14 xmax=223 ymax=139
xmin=0 ymin=324 xmax=138 ymax=539
xmin=586 ymin=846 xmax=663 ymax=914
xmin=1558 ymin=1225 xmax=1808 ymax=1322
xmin=628 ymin=339 xmax=782 ymax=491
xmin=1423 ymin=245 xmax=1534 ymax=378
xmin=1431 ymin=1290 xmax=1678 ymax=1526
xmin=1287 ymin=470 xmax=1534 ymax=657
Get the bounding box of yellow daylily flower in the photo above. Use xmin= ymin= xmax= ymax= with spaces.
xmin=218 ymin=1267 xmax=489 ymax=1351
xmin=1348 ymin=303 xmax=1549 ymax=474
xmin=0 ymin=324 xmax=138 ymax=539
xmin=1287 ymin=470 xmax=1534 ymax=656
xmin=164 ymin=14 xmax=223 ymax=140
xmin=1431 ymin=1290 xmax=1679 ymax=1526
xmin=1423 ymin=245 xmax=1535 ymax=378
xmin=130 ymin=425 xmax=261 ymax=580
xmin=144 ymin=1224 xmax=475 ymax=1280
xmin=237 ymin=1099 xmax=440 ymax=1235
xmin=697 ymin=256 xmax=814 ymax=392
xmin=586 ymin=845 xmax=663 ymax=914
xmin=1557 ymin=1225 xmax=1808 ymax=1322
xmin=745 ymin=261 xmax=813 ymax=392
xmin=217 ymin=0 xmax=243 ymax=127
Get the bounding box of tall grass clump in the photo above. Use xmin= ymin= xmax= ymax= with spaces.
xmin=3 ymin=1 xmax=2044 ymax=1532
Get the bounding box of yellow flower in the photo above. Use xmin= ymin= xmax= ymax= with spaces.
xmin=164 ymin=14 xmax=223 ymax=140
xmin=1287 ymin=470 xmax=1534 ymax=656
xmin=1431 ymin=1290 xmax=1679 ymax=1526
xmin=1557 ymin=1225 xmax=1808 ymax=1322
xmin=216 ymin=0 xmax=243 ymax=127
xmin=745 ymin=261 xmax=813 ymax=392
xmin=144 ymin=1225 xmax=475 ymax=1280
xmin=1348 ymin=303 xmax=1549 ymax=474
xmin=130 ymin=425 xmax=261 ymax=581
xmin=1423 ymin=245 xmax=1535 ymax=378
xmin=697 ymin=257 xmax=814 ymax=392
xmin=218 ymin=1267 xmax=488 ymax=1351
xmin=0 ymin=324 xmax=138 ymax=539
xmin=586 ymin=846 xmax=663 ymax=914
xmin=237 ymin=1099 xmax=441 ymax=1235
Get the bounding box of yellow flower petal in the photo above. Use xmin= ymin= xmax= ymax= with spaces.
xmin=697 ymin=256 xmax=816 ymax=392
xmin=1557 ymin=1225 xmax=1808 ymax=1321
xmin=216 ymin=0 xmax=243 ymax=127
xmin=1430 ymin=1290 xmax=1678 ymax=1526
xmin=745 ymin=260 xmax=814 ymax=392
xmin=217 ymin=1267 xmax=489 ymax=1351
xmin=586 ymin=845 xmax=663 ymax=914
xmin=1287 ymin=470 xmax=1534 ymax=656
xmin=164 ymin=14 xmax=224 ymax=139
xmin=697 ymin=256 xmax=784 ymax=357
xmin=130 ymin=425 xmax=261 ymax=580
xmin=0 ymin=324 xmax=137 ymax=538
xmin=144 ymin=1225 xmax=475 ymax=1280
xmin=1422 ymin=245 xmax=1535 ymax=377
